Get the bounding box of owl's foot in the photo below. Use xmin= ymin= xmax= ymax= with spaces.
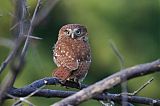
xmin=77 ymin=81 xmax=82 ymax=89
xmin=59 ymin=79 xmax=66 ymax=84
xmin=66 ymin=78 xmax=81 ymax=89
xmin=73 ymin=78 xmax=82 ymax=89
xmin=58 ymin=79 xmax=70 ymax=89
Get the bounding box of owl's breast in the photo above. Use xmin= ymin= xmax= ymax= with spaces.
xmin=54 ymin=37 xmax=91 ymax=67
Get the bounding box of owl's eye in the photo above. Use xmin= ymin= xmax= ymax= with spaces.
xmin=64 ymin=29 xmax=70 ymax=35
xmin=74 ymin=29 xmax=81 ymax=36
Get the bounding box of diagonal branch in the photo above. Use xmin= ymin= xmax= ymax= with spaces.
xmin=0 ymin=0 xmax=27 ymax=74
xmin=51 ymin=59 xmax=160 ymax=106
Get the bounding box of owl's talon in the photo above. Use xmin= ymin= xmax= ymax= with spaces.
xmin=74 ymin=79 xmax=81 ymax=89
xmin=59 ymin=79 xmax=66 ymax=84
xmin=77 ymin=82 xmax=82 ymax=89
xmin=59 ymin=80 xmax=70 ymax=89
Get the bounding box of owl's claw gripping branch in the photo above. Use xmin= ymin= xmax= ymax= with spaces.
xmin=58 ymin=78 xmax=87 ymax=89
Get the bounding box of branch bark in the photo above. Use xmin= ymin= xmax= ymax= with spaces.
xmin=2 ymin=76 xmax=160 ymax=105
xmin=7 ymin=88 xmax=160 ymax=105
xmin=51 ymin=59 xmax=160 ymax=106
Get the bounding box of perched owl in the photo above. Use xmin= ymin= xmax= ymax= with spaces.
xmin=53 ymin=24 xmax=91 ymax=84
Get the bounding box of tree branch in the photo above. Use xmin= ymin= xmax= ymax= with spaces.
xmin=2 ymin=59 xmax=159 ymax=105
xmin=1 ymin=76 xmax=159 ymax=105
xmin=52 ymin=59 xmax=160 ymax=106
xmin=0 ymin=0 xmax=43 ymax=105
xmin=6 ymin=87 xmax=160 ymax=105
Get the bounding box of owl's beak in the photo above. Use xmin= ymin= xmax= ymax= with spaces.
xmin=71 ymin=32 xmax=75 ymax=39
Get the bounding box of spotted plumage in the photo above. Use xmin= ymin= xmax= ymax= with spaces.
xmin=52 ymin=24 xmax=91 ymax=84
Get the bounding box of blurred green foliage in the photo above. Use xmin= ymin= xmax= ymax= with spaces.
xmin=0 ymin=0 xmax=159 ymax=106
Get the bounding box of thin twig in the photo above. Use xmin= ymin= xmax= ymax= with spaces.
xmin=24 ymin=35 xmax=43 ymax=40
xmin=9 ymin=22 xmax=20 ymax=31
xmin=12 ymin=80 xmax=47 ymax=106
xmin=33 ymin=0 xmax=60 ymax=26
xmin=121 ymin=77 xmax=154 ymax=96
xmin=109 ymin=40 xmax=128 ymax=106
xmin=132 ymin=77 xmax=154 ymax=95
xmin=21 ymin=0 xmax=42 ymax=57
xmin=8 ymin=12 xmax=16 ymax=18
xmin=109 ymin=40 xmax=125 ymax=69
xmin=9 ymin=20 xmax=28 ymax=31
xmin=0 ymin=37 xmax=24 ymax=74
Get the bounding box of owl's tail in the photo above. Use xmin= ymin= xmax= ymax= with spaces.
xmin=52 ymin=67 xmax=71 ymax=81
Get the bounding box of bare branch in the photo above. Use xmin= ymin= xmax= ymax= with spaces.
xmin=7 ymin=89 xmax=160 ymax=105
xmin=122 ymin=77 xmax=154 ymax=96
xmin=0 ymin=37 xmax=25 ymax=74
xmin=132 ymin=77 xmax=154 ymax=95
xmin=4 ymin=77 xmax=160 ymax=105
xmin=33 ymin=0 xmax=60 ymax=26
xmin=109 ymin=40 xmax=125 ymax=69
xmin=24 ymin=35 xmax=43 ymax=40
xmin=21 ymin=0 xmax=42 ymax=56
xmin=12 ymin=80 xmax=47 ymax=106
xmin=0 ymin=0 xmax=28 ymax=103
xmin=0 ymin=0 xmax=27 ymax=74
xmin=0 ymin=0 xmax=43 ymax=105
xmin=51 ymin=59 xmax=160 ymax=106
xmin=109 ymin=40 xmax=128 ymax=105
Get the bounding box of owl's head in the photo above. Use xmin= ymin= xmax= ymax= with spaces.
xmin=59 ymin=24 xmax=88 ymax=40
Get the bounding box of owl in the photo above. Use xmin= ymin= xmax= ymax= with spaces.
xmin=52 ymin=24 xmax=91 ymax=84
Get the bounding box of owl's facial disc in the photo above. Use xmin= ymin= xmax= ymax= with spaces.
xmin=64 ymin=28 xmax=82 ymax=39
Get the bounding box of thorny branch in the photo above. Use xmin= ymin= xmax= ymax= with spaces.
xmin=0 ymin=0 xmax=60 ymax=105
xmin=0 ymin=0 xmax=43 ymax=104
xmin=0 ymin=0 xmax=27 ymax=74
xmin=0 ymin=0 xmax=28 ymax=103
xmin=21 ymin=0 xmax=42 ymax=56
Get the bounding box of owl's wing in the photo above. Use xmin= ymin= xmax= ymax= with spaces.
xmin=54 ymin=43 xmax=79 ymax=71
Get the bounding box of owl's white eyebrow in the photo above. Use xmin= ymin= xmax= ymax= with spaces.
xmin=66 ymin=28 xmax=72 ymax=31
xmin=73 ymin=28 xmax=80 ymax=32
